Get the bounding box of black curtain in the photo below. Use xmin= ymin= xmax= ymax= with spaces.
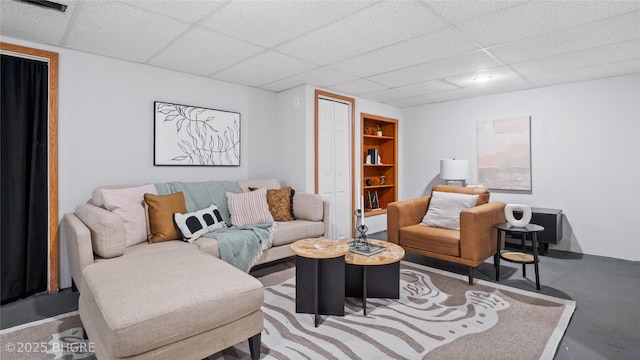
xmin=1 ymin=54 xmax=49 ymax=303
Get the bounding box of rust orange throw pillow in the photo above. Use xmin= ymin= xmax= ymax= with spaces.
xmin=144 ymin=192 xmax=186 ymax=243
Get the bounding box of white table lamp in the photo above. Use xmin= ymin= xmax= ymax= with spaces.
xmin=440 ymin=159 xmax=469 ymax=186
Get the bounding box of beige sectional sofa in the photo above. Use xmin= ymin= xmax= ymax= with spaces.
xmin=63 ymin=178 xmax=327 ymax=360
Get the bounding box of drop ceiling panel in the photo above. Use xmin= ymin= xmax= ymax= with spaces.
xmin=456 ymin=1 xmax=640 ymax=47
xmin=0 ymin=0 xmax=77 ymax=46
xmin=327 ymin=26 xmax=480 ymax=78
xmin=361 ymin=88 xmax=414 ymax=103
xmin=212 ymin=51 xmax=316 ymax=87
xmin=275 ymin=1 xmax=448 ymax=65
xmin=64 ymin=1 xmax=191 ymax=63
xmin=200 ymin=1 xmax=373 ymax=48
xmin=369 ymin=50 xmax=499 ymax=87
xmin=513 ymin=40 xmax=640 ymax=78
xmin=149 ymin=26 xmax=264 ymax=76
xmin=326 ymin=79 xmax=388 ymax=96
xmin=395 ymin=80 xmax=461 ymax=96
xmin=424 ymin=78 xmax=530 ymax=103
xmin=120 ymin=0 xmax=226 ymax=23
xmin=384 ymin=95 xmax=435 ymax=108
xmin=260 ymin=67 xmax=358 ymax=92
xmin=445 ymin=66 xmax=523 ymax=88
xmin=527 ymin=59 xmax=640 ymax=88
xmin=425 ymin=0 xmax=525 ymax=24
xmin=488 ymin=11 xmax=640 ymax=65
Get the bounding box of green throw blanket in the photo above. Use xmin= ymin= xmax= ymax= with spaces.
xmin=155 ymin=181 xmax=274 ymax=272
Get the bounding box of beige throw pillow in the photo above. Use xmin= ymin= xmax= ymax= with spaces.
xmin=101 ymin=184 xmax=157 ymax=247
xmin=421 ymin=191 xmax=479 ymax=231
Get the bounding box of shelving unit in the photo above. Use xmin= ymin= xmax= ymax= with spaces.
xmin=361 ymin=113 xmax=398 ymax=217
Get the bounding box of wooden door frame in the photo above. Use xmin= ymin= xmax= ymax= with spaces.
xmin=314 ymin=90 xmax=356 ymax=236
xmin=1 ymin=42 xmax=59 ymax=292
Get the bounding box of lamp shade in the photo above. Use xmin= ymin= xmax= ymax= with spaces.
xmin=440 ymin=159 xmax=469 ymax=180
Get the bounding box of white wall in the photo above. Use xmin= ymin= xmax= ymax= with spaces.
xmin=402 ymin=75 xmax=640 ymax=261
xmin=3 ymin=37 xmax=278 ymax=288
xmin=247 ymin=87 xmax=278 ymax=179
xmin=274 ymin=85 xmax=311 ymax=192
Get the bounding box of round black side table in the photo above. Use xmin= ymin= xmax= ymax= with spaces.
xmin=493 ymin=223 xmax=545 ymax=290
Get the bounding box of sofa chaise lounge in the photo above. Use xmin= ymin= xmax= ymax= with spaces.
xmin=63 ymin=178 xmax=327 ymax=359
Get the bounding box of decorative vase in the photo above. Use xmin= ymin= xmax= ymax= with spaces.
xmin=504 ymin=204 xmax=532 ymax=227
xmin=365 ymin=179 xmax=373 ymax=186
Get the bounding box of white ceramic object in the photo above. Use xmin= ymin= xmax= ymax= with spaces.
xmin=505 ymin=204 xmax=532 ymax=227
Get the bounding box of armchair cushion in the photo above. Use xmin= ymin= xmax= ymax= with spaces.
xmin=400 ymin=225 xmax=460 ymax=257
xmin=421 ymin=191 xmax=479 ymax=230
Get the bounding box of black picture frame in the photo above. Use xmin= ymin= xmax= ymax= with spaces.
xmin=154 ymin=101 xmax=240 ymax=166
xmin=368 ymin=191 xmax=379 ymax=210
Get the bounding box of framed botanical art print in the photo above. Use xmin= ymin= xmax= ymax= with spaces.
xmin=154 ymin=101 xmax=240 ymax=166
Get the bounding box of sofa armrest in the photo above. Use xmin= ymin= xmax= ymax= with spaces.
xmin=75 ymin=204 xmax=126 ymax=258
xmin=459 ymin=201 xmax=507 ymax=261
xmin=387 ymin=196 xmax=430 ymax=244
xmin=62 ymin=213 xmax=96 ymax=294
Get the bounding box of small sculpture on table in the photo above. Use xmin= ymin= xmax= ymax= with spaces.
xmin=353 ymin=208 xmax=369 ymax=249
xmin=349 ymin=206 xmax=385 ymax=256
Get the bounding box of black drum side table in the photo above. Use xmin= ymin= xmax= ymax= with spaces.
xmin=291 ymin=239 xmax=349 ymax=327
xmin=493 ymin=223 xmax=545 ymax=290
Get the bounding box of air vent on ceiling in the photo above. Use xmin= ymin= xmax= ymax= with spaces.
xmin=20 ymin=0 xmax=67 ymax=12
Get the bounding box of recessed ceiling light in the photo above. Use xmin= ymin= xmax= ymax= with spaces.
xmin=473 ymin=75 xmax=494 ymax=83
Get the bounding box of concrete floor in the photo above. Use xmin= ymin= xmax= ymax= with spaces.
xmin=2 ymin=233 xmax=639 ymax=359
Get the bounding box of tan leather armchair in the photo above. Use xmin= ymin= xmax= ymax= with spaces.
xmin=387 ymin=185 xmax=506 ymax=285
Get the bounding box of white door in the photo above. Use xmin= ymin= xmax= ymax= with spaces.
xmin=317 ymin=98 xmax=351 ymax=240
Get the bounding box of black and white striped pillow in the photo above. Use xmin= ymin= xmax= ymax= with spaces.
xmin=174 ymin=204 xmax=226 ymax=242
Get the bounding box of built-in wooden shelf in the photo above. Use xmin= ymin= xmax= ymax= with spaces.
xmin=361 ymin=113 xmax=398 ymax=216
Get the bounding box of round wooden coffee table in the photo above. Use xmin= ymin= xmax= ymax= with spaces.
xmin=291 ymin=238 xmax=349 ymax=327
xmin=343 ymin=239 xmax=405 ymax=315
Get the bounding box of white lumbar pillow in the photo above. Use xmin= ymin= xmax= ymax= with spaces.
xmin=421 ymin=191 xmax=479 ymax=231
xmin=174 ymin=204 xmax=226 ymax=242
xmin=505 ymin=204 xmax=532 ymax=227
